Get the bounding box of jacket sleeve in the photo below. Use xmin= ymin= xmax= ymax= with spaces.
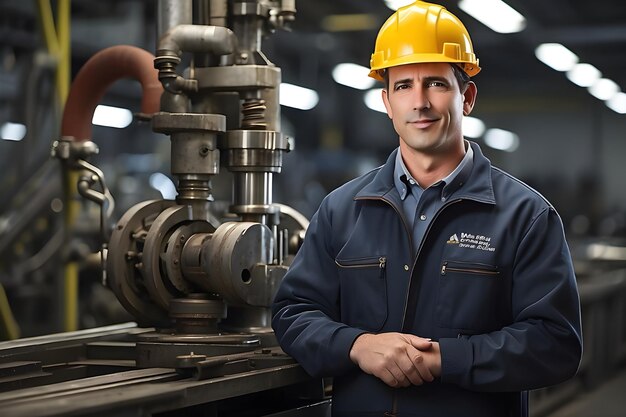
xmin=439 ymin=207 xmax=583 ymax=391
xmin=271 ymin=197 xmax=365 ymax=377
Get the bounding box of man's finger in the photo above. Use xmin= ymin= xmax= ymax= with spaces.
xmin=397 ymin=351 xmax=426 ymax=386
xmin=408 ymin=336 xmax=432 ymax=351
xmin=409 ymin=350 xmax=435 ymax=382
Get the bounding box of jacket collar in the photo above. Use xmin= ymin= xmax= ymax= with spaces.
xmin=355 ymin=141 xmax=496 ymax=205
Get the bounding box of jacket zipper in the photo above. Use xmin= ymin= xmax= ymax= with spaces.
xmin=355 ymin=195 xmax=413 ymax=417
xmin=398 ymin=199 xmax=463 ymax=330
xmin=440 ymin=263 xmax=500 ymax=276
xmin=335 ymin=256 xmax=387 ymax=269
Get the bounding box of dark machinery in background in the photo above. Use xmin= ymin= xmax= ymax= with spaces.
xmin=0 ymin=1 xmax=331 ymax=415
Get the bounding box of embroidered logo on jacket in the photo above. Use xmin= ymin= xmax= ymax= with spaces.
xmin=447 ymin=232 xmax=495 ymax=252
xmin=447 ymin=234 xmax=460 ymax=244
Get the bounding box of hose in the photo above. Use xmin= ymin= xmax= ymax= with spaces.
xmin=61 ymin=45 xmax=163 ymax=141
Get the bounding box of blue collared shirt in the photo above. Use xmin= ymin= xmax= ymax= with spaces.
xmin=393 ymin=141 xmax=474 ymax=252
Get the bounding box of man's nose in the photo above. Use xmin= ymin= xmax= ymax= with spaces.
xmin=412 ymin=88 xmax=430 ymax=111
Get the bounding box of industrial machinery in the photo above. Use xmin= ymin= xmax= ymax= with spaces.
xmin=0 ymin=1 xmax=330 ymax=415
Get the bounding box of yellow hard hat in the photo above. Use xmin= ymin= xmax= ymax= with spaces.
xmin=369 ymin=1 xmax=481 ymax=81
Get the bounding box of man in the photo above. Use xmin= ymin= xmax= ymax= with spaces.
xmin=272 ymin=2 xmax=583 ymax=416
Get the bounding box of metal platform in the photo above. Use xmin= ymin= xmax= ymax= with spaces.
xmin=0 ymin=323 xmax=330 ymax=417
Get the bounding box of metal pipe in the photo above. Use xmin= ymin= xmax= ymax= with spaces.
xmin=233 ymin=172 xmax=272 ymax=207
xmin=157 ymin=24 xmax=236 ymax=56
xmin=157 ymin=0 xmax=192 ymax=37
xmin=208 ymin=0 xmax=228 ymax=27
xmin=60 ymin=45 xmax=163 ymax=141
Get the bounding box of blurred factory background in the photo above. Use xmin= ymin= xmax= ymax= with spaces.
xmin=0 ymin=0 xmax=625 ymax=416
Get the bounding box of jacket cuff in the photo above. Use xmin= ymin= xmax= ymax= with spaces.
xmin=331 ymin=326 xmax=368 ymax=373
xmin=439 ymin=337 xmax=473 ymax=385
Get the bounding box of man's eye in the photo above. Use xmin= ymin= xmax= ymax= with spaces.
xmin=395 ymin=84 xmax=409 ymax=91
xmin=428 ymin=81 xmax=446 ymax=88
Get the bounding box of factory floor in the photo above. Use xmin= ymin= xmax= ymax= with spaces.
xmin=545 ymin=369 xmax=626 ymax=417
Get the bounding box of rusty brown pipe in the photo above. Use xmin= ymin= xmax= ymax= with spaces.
xmin=61 ymin=45 xmax=163 ymax=142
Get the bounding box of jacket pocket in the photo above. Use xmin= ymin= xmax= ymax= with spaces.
xmin=335 ymin=255 xmax=388 ymax=331
xmin=436 ymin=260 xmax=503 ymax=332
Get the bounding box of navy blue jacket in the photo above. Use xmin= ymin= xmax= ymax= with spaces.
xmin=272 ymin=142 xmax=582 ymax=417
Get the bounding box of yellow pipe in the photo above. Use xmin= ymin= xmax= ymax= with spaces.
xmin=57 ymin=0 xmax=79 ymax=333
xmin=37 ymin=0 xmax=79 ymax=332
xmin=36 ymin=0 xmax=59 ymax=55
xmin=63 ymin=258 xmax=79 ymax=331
xmin=56 ymin=0 xmax=71 ymax=102
xmin=0 ymin=284 xmax=20 ymax=340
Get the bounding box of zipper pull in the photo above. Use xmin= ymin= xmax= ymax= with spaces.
xmin=441 ymin=263 xmax=447 ymax=275
xmin=379 ymin=256 xmax=386 ymax=268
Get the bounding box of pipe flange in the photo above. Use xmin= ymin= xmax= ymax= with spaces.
xmin=164 ymin=222 xmax=215 ymax=293
xmin=169 ymin=293 xmax=226 ymax=320
xmin=221 ymin=130 xmax=289 ymax=151
xmin=107 ymin=199 xmax=177 ymax=326
xmin=142 ymin=205 xmax=195 ymax=310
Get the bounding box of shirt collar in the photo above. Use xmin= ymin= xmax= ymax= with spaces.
xmin=393 ymin=140 xmax=474 ymax=201
xmin=393 ymin=149 xmax=411 ymax=200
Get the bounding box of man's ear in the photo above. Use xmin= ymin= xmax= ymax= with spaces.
xmin=381 ymin=89 xmax=393 ymax=120
xmin=462 ymin=81 xmax=478 ymax=116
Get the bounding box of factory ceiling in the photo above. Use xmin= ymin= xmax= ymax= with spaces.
xmin=1 ymin=0 xmax=626 ymax=147
xmin=280 ymin=0 xmax=626 ymax=108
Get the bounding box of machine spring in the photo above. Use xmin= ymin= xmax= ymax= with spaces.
xmin=241 ymin=98 xmax=267 ymax=130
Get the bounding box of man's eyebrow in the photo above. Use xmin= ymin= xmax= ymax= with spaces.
xmin=392 ymin=78 xmax=413 ymax=89
xmin=422 ymin=76 xmax=449 ymax=84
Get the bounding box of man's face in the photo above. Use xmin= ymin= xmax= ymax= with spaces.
xmin=382 ymin=63 xmax=476 ymax=157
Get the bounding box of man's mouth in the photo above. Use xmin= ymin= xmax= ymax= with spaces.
xmin=408 ymin=119 xmax=437 ymax=129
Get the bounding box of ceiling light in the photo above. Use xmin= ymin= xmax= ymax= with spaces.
xmin=332 ymin=63 xmax=376 ymax=90
xmin=588 ymin=78 xmax=620 ymax=101
xmin=566 ymin=63 xmax=602 ymax=87
xmin=321 ymin=14 xmax=377 ymax=32
xmin=364 ymin=88 xmax=386 ymax=113
xmin=1 ymin=122 xmax=26 ymax=141
xmin=92 ymin=105 xmax=133 ymax=128
xmin=484 ymin=128 xmax=519 ymax=152
xmin=462 ymin=116 xmax=486 ymax=138
xmin=280 ymin=83 xmax=319 ymax=110
xmin=535 ymin=43 xmax=579 ymax=72
xmin=149 ymin=172 xmax=177 ymax=200
xmin=606 ymin=92 xmax=626 ymax=114
xmin=459 ymin=0 xmax=526 ymax=34
xmin=384 ymin=0 xmax=413 ymax=11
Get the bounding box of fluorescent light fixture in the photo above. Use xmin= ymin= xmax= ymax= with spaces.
xmin=535 ymin=43 xmax=579 ymax=72
xmin=484 ymin=128 xmax=519 ymax=152
xmin=566 ymin=63 xmax=602 ymax=87
xmin=280 ymin=83 xmax=319 ymax=110
xmin=588 ymin=78 xmax=620 ymax=101
xmin=332 ymin=63 xmax=376 ymax=90
xmin=92 ymin=105 xmax=133 ymax=128
xmin=149 ymin=172 xmax=177 ymax=200
xmin=606 ymin=92 xmax=626 ymax=114
xmin=321 ymin=14 xmax=377 ymax=32
xmin=462 ymin=116 xmax=486 ymax=138
xmin=1 ymin=122 xmax=26 ymax=141
xmin=459 ymin=0 xmax=526 ymax=34
xmin=384 ymin=0 xmax=414 ymax=11
xmin=364 ymin=88 xmax=387 ymax=113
